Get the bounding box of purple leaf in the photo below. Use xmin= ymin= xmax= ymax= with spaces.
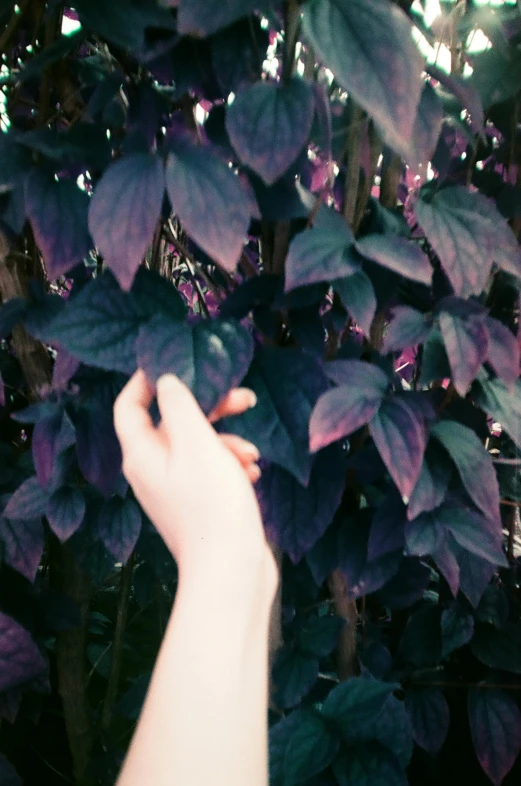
xmin=25 ymin=171 xmax=92 ymax=281
xmin=75 ymin=402 xmax=122 ymax=498
xmin=484 ymin=317 xmax=520 ymax=388
xmin=405 ymin=510 xmax=444 ymax=557
xmin=432 ymin=536 xmax=461 ymax=598
xmin=0 ymin=517 xmax=44 ymax=582
xmin=136 ymin=315 xmax=254 ymax=415
xmin=441 ymin=602 xmax=474 ymax=657
xmin=474 ymin=377 xmax=521 ymax=452
xmin=338 ymin=515 xmax=402 ymax=598
xmin=165 ymin=143 xmax=251 ymax=274
xmin=407 ymin=443 xmax=452 ymax=520
xmin=176 ymin=0 xmax=264 ymax=36
xmin=402 ymin=82 xmax=444 ymax=174
xmin=382 ymin=306 xmax=431 ymax=354
xmin=3 ymin=476 xmax=49 ymax=519
xmin=333 ymin=269 xmax=377 ymax=337
xmin=431 ymin=419 xmax=501 ymax=524
xmin=0 ymin=754 xmax=22 ymax=786
xmin=310 ymin=360 xmax=388 ymax=453
xmin=52 ymin=347 xmax=81 ymax=389
xmin=32 ymin=413 xmax=63 ymax=488
xmin=302 ymin=0 xmax=424 ymax=156
xmin=452 ymin=542 xmax=495 ymax=608
xmin=46 ymin=486 xmax=86 ymax=543
xmin=226 ymin=77 xmax=315 ymax=186
xmin=368 ymin=495 xmax=406 ymax=561
xmin=427 ymin=65 xmax=484 ymax=135
xmin=436 ymin=503 xmax=506 ymax=566
xmin=271 ymin=649 xmax=320 ymax=710
xmin=255 ymin=445 xmax=346 ymax=565
xmin=40 ymin=269 xmax=185 ymax=375
xmin=414 ymin=186 xmax=521 ymax=297
xmin=0 ymin=612 xmax=46 ymax=693
xmin=219 ymin=347 xmax=328 ymax=486
xmin=439 ymin=312 xmax=488 ymax=396
xmin=369 ymin=395 xmax=429 ymax=501
xmin=285 ymin=226 xmax=357 ymax=293
xmin=468 ymin=689 xmax=521 ymax=786
xmin=405 ymin=688 xmax=449 ymax=756
xmin=356 ymin=235 xmax=432 ymax=286
xmin=95 ymin=497 xmax=142 ymax=564
xmin=89 ymin=153 xmax=165 ymax=291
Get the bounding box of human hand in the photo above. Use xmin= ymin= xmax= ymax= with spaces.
xmin=113 ymin=369 xmax=277 ymax=583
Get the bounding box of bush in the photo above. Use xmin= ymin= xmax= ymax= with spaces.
xmin=0 ymin=1 xmax=521 ymax=784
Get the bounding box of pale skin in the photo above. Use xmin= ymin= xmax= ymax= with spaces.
xmin=113 ymin=369 xmax=279 ymax=786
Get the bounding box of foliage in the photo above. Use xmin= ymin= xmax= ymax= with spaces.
xmin=0 ymin=1 xmax=521 ymax=785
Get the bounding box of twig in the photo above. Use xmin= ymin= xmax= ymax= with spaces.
xmin=101 ymin=554 xmax=135 ymax=737
xmin=342 ymin=104 xmax=365 ymax=229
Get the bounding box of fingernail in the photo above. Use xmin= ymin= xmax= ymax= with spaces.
xmin=250 ymin=464 xmax=261 ymax=482
xmin=247 ymin=390 xmax=257 ymax=408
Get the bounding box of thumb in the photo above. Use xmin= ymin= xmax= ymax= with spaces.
xmin=156 ymin=374 xmax=216 ymax=446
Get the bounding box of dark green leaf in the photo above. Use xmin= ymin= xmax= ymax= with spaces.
xmin=382 ymin=306 xmax=431 ymax=354
xmin=471 ymin=623 xmax=521 ymax=675
xmin=177 ymin=0 xmax=271 ymax=37
xmin=441 ymin=601 xmax=474 ymax=657
xmin=431 ymin=420 xmax=501 ymax=524
xmin=272 ymin=647 xmax=319 ymax=710
xmin=405 ymin=688 xmax=449 ymax=756
xmin=476 ymin=586 xmax=509 ymax=629
xmin=474 ymin=377 xmax=521 ymax=452
xmin=333 ymin=269 xmax=377 ymax=337
xmin=285 ymin=226 xmax=357 ymax=293
xmin=332 ymin=743 xmax=407 ymax=786
xmin=356 ymin=235 xmax=432 ymax=286
xmin=296 ymin=614 xmax=346 ymax=658
xmin=284 ymin=710 xmax=339 ymax=786
xmin=136 ymin=315 xmax=254 ymax=416
xmin=321 ymin=676 xmax=397 ymax=734
xmin=220 ymin=347 xmax=328 ymax=485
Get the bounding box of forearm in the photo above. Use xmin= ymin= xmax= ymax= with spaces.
xmin=116 ymin=552 xmax=277 ymax=786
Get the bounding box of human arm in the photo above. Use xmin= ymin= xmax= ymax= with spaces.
xmin=113 ymin=371 xmax=279 ymax=786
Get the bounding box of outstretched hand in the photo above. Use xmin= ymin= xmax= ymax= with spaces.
xmin=113 ymin=370 xmax=276 ymax=580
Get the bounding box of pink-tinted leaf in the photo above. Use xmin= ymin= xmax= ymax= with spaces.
xmin=405 ymin=688 xmax=449 ymax=756
xmin=333 ymin=269 xmax=377 ymax=337
xmin=0 ymin=612 xmax=46 ymax=694
xmin=484 ymin=316 xmax=520 ymax=388
xmin=285 ymin=226 xmax=357 ymax=293
xmin=369 ymin=396 xmax=429 ymax=501
xmin=226 ymin=77 xmax=315 ymax=186
xmin=3 ymin=476 xmax=49 ymax=519
xmin=95 ymin=497 xmax=142 ymax=564
xmin=177 ymin=0 xmax=264 ymax=36
xmin=439 ymin=312 xmax=488 ymax=396
xmin=0 ymin=517 xmax=44 ymax=582
xmin=302 ymin=0 xmax=424 ymax=156
xmin=46 ymin=486 xmax=86 ymax=543
xmin=310 ymin=381 xmax=386 ymax=453
xmin=89 ymin=153 xmax=165 ymax=291
xmin=25 ymin=171 xmax=92 ymax=280
xmin=255 ymin=445 xmax=346 ymax=565
xmin=382 ymin=306 xmax=431 ymax=354
xmin=165 ymin=143 xmax=251 ymax=273
xmin=32 ymin=413 xmax=63 ymax=488
xmin=468 ymin=689 xmax=521 ymax=786
xmin=356 ymin=234 xmax=432 ymax=286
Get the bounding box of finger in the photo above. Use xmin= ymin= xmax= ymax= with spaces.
xmin=247 ymin=464 xmax=261 ymax=484
xmin=208 ymin=388 xmax=257 ymax=424
xmin=156 ymin=373 xmax=215 ymax=444
xmin=114 ymin=370 xmax=161 ymax=455
xmin=218 ymin=433 xmax=260 ymax=465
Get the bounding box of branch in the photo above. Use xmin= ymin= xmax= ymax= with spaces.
xmin=342 ymin=103 xmax=366 ymax=229
xmin=101 ymin=554 xmax=135 ymax=737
